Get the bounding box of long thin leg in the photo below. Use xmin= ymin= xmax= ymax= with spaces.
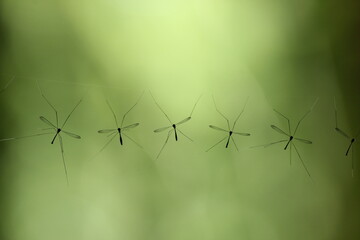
xmin=334 ymin=97 xmax=338 ymax=128
xmin=189 ymin=94 xmax=202 ymax=117
xmin=156 ymin=130 xmax=173 ymax=159
xmin=352 ymin=145 xmax=354 ymax=177
xmin=206 ymin=136 xmax=227 ymax=152
xmin=273 ymin=109 xmax=291 ymax=135
xmin=292 ymin=143 xmax=312 ymax=179
xmin=250 ymin=140 xmax=287 ymax=148
xmin=290 ymin=142 xmax=292 ymax=165
xmin=355 ymin=130 xmax=360 ymax=139
xmin=0 ymin=76 xmax=15 ymax=93
xmin=177 ymin=129 xmax=193 ymax=142
xmin=149 ymin=91 xmax=172 ymax=124
xmin=37 ymin=80 xmax=59 ymax=127
xmin=232 ymin=96 xmax=249 ymax=131
xmin=120 ymin=91 xmax=144 ymax=127
xmin=61 ymin=98 xmax=82 ymax=128
xmin=212 ymin=95 xmax=230 ymax=130
xmin=293 ymin=98 xmax=318 ymax=135
xmin=92 ymin=132 xmax=118 ymax=159
xmin=58 ymin=135 xmax=69 ymax=186
xmin=41 ymin=128 xmax=55 ymax=131
xmin=0 ymin=132 xmax=53 ymax=142
xmin=230 ymin=136 xmax=239 ymax=152
xmin=122 ymin=132 xmax=143 ymax=149
xmin=106 ymin=100 xmax=119 ymax=127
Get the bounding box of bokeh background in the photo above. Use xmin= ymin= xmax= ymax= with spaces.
xmin=0 ymin=1 xmax=359 ymax=240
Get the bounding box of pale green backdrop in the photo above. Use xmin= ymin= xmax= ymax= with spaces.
xmin=0 ymin=1 xmax=359 ymax=240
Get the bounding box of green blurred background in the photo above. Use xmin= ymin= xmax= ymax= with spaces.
xmin=0 ymin=0 xmax=359 ymax=239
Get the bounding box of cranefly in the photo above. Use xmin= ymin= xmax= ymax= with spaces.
xmin=151 ymin=91 xmax=201 ymax=159
xmin=38 ymin=83 xmax=82 ymax=186
xmin=206 ymin=96 xmax=250 ymax=152
xmin=334 ymin=97 xmax=359 ymax=176
xmin=96 ymin=92 xmax=144 ymax=154
xmin=253 ymin=98 xmax=318 ymax=178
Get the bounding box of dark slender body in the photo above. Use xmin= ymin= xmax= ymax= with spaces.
xmin=172 ymin=124 xmax=178 ymax=141
xmin=117 ymin=128 xmax=123 ymax=145
xmin=225 ymin=131 xmax=233 ymax=148
xmin=284 ymin=136 xmax=294 ymax=150
xmin=51 ymin=128 xmax=62 ymax=144
xmin=346 ymin=138 xmax=355 ymax=156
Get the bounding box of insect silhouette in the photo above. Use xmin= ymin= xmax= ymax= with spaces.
xmin=38 ymin=85 xmax=82 ymax=186
xmin=96 ymin=92 xmax=144 ymax=153
xmin=253 ymin=99 xmax=318 ymax=178
xmin=206 ymin=96 xmax=250 ymax=152
xmin=334 ymin=98 xmax=359 ymax=176
xmin=151 ymin=92 xmax=201 ymax=159
xmin=0 ymin=76 xmax=15 ymax=94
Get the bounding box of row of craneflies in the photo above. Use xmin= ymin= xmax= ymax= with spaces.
xmin=0 ymin=78 xmax=358 ymax=185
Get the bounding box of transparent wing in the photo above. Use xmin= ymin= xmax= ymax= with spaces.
xmin=271 ymin=125 xmax=290 ymax=136
xmin=98 ymin=129 xmax=117 ymax=134
xmin=232 ymin=131 xmax=250 ymax=136
xmin=154 ymin=125 xmax=172 ymax=133
xmin=209 ymin=125 xmax=228 ymax=132
xmin=62 ymin=130 xmax=81 ymax=139
xmin=294 ymin=138 xmax=312 ymax=144
xmin=176 ymin=117 xmax=191 ymax=126
xmin=335 ymin=127 xmax=350 ymax=139
xmin=250 ymin=140 xmax=287 ymax=148
xmin=122 ymin=123 xmax=140 ymax=129
xmin=40 ymin=116 xmax=56 ymax=128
